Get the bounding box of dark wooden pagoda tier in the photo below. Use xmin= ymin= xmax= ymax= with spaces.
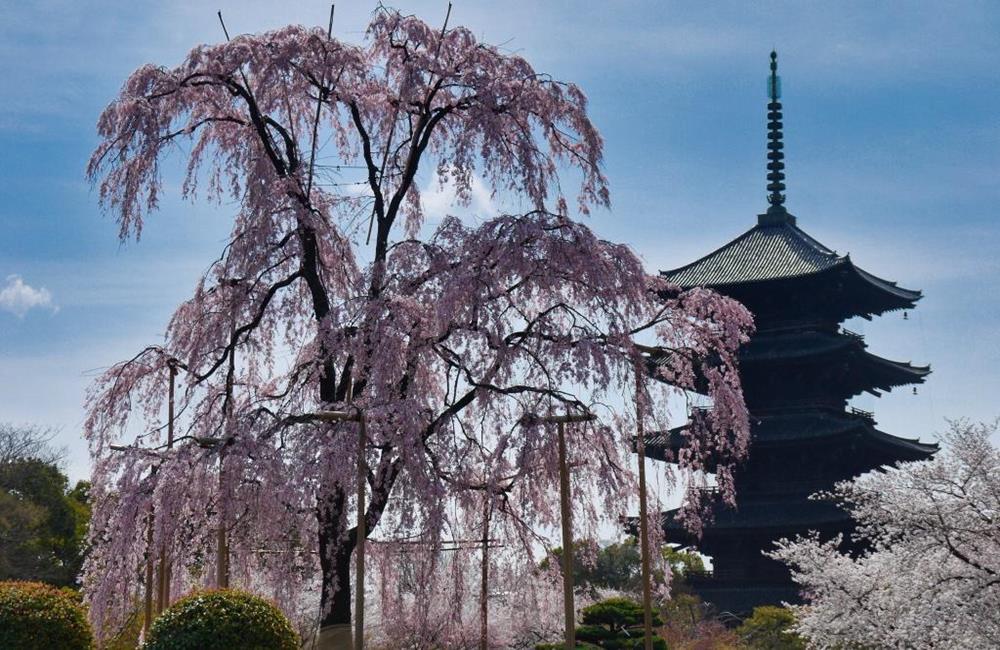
xmin=648 ymin=209 xmax=936 ymax=615
xmin=643 ymin=52 xmax=936 ymax=617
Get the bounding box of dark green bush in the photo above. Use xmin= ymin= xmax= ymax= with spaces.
xmin=0 ymin=581 xmax=93 ymax=649
xmin=143 ymin=589 xmax=298 ymax=650
xmin=584 ymin=597 xmax=665 ymax=647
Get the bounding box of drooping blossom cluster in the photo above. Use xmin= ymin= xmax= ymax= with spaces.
xmin=83 ymin=7 xmax=753 ymax=642
xmin=771 ymin=420 xmax=1000 ymax=649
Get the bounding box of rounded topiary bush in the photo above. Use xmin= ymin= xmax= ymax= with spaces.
xmin=0 ymin=581 xmax=94 ymax=650
xmin=144 ymin=589 xmax=298 ymax=650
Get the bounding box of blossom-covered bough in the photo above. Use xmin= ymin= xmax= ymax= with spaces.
xmin=83 ymin=8 xmax=753 ymax=644
xmin=771 ymin=420 xmax=1000 ymax=649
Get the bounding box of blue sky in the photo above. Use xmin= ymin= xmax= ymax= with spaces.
xmin=2 ymin=1 xmax=999 ymax=482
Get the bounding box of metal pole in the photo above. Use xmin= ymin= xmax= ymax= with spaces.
xmin=557 ymin=420 xmax=575 ymax=649
xmin=635 ymin=367 xmax=654 ymax=650
xmin=354 ymin=415 xmax=366 ymax=650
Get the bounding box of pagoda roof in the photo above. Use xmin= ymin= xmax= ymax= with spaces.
xmin=741 ymin=330 xmax=930 ymax=389
xmin=662 ymin=497 xmax=852 ymax=535
xmin=644 ymin=410 xmax=937 ymax=462
xmin=661 ymin=213 xmax=921 ymax=313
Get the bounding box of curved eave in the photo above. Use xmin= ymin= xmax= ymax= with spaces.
xmin=644 ymin=412 xmax=937 ymax=461
xmin=850 ymin=259 xmax=922 ymax=304
xmin=739 ymin=334 xmax=930 ymax=392
xmin=860 ymin=350 xmax=931 ymax=391
xmin=661 ymin=499 xmax=852 ymax=535
xmin=740 ymin=331 xmax=857 ymax=363
xmin=864 ymin=424 xmax=939 ymax=459
xmin=843 ymin=257 xmax=922 ymax=315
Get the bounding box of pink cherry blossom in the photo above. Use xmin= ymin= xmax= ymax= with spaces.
xmin=83 ymin=8 xmax=752 ymax=642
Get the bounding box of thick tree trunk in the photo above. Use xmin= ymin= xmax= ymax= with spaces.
xmin=318 ymin=487 xmax=355 ymax=628
xmin=316 ymin=487 xmax=356 ymax=649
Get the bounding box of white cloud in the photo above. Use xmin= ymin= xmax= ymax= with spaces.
xmin=0 ymin=275 xmax=58 ymax=317
xmin=421 ymin=170 xmax=497 ymax=224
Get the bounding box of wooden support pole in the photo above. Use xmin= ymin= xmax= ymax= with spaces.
xmin=156 ymin=363 xmax=177 ymax=613
xmin=523 ymin=411 xmax=593 ymax=650
xmin=216 ymin=457 xmax=229 ymax=589
xmin=217 ymin=288 xmax=240 ymax=591
xmin=556 ymin=420 xmax=575 ymax=649
xmin=354 ymin=415 xmax=366 ymax=650
xmin=480 ymin=494 xmax=491 ymax=650
xmin=635 ymin=367 xmax=654 ymax=650
xmin=143 ymin=512 xmax=154 ymax=636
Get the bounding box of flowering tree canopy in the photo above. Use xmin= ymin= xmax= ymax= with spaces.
xmin=83 ymin=8 xmax=753 ymax=640
xmin=771 ymin=420 xmax=1000 ymax=649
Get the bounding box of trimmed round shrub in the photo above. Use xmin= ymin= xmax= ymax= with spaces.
xmin=144 ymin=589 xmax=298 ymax=650
xmin=0 ymin=581 xmax=93 ymax=650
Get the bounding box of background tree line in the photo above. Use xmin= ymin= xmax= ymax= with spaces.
xmin=0 ymin=423 xmax=90 ymax=587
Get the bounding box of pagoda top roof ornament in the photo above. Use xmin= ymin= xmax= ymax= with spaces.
xmin=762 ymin=50 xmax=794 ymax=226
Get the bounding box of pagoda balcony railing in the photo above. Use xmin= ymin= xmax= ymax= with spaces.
xmin=751 ymin=401 xmax=847 ymax=416
xmin=754 ymin=319 xmax=835 ymax=335
xmin=840 ymin=327 xmax=865 ymax=343
xmin=849 ymin=406 xmax=875 ymax=422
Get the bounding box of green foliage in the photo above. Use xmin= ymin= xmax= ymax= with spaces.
xmin=543 ymin=538 xmax=707 ymax=599
xmin=543 ymin=538 xmax=641 ymax=594
xmin=735 ymin=606 xmax=806 ymax=650
xmin=0 ymin=457 xmax=91 ymax=587
xmin=575 ymin=597 xmax=667 ymax=649
xmin=144 ymin=589 xmax=299 ymax=650
xmin=662 ymin=545 xmax=706 ymax=586
xmin=0 ymin=580 xmax=94 ymax=649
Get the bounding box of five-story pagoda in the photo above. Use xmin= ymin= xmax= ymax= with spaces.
xmin=646 ymin=52 xmax=936 ymax=615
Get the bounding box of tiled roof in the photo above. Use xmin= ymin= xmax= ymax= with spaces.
xmin=644 ymin=410 xmax=937 ymax=461
xmin=662 ymin=217 xmax=923 ymax=310
xmin=664 ymin=218 xmax=844 ymax=287
xmin=662 ymin=498 xmax=852 ymax=532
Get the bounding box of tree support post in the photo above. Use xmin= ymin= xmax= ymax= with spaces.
xmin=635 ymin=366 xmax=654 ymax=650
xmin=528 ymin=411 xmax=595 ymax=650
xmin=143 ymin=512 xmax=154 ymax=636
xmin=479 ymin=494 xmax=492 ymax=650
xmin=354 ymin=415 xmax=366 ymax=650
xmin=157 ymin=361 xmax=177 ymax=613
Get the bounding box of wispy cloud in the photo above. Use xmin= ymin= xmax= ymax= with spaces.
xmin=0 ymin=275 xmax=58 ymax=317
xmin=420 ymin=170 xmax=497 ymax=224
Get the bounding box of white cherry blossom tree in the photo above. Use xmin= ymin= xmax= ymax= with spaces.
xmin=771 ymin=420 xmax=1000 ymax=649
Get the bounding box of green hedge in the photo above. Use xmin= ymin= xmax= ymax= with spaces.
xmin=144 ymin=589 xmax=298 ymax=650
xmin=0 ymin=581 xmax=93 ymax=650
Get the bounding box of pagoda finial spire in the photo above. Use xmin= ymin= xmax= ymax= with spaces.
xmin=766 ymin=50 xmax=787 ymax=215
